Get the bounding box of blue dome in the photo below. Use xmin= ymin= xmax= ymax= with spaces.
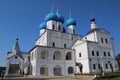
xmin=45 ymin=12 xmax=58 ymax=21
xmin=66 ymin=18 xmax=76 ymax=26
xmin=56 ymin=13 xmax=64 ymax=23
xmin=39 ymin=22 xmax=46 ymax=29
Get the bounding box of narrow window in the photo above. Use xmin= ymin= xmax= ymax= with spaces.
xmin=96 ymin=51 xmax=99 ymax=56
xmin=71 ymin=37 xmax=73 ymax=40
xmin=108 ymin=52 xmax=111 ymax=57
xmin=104 ymin=52 xmax=106 ymax=56
xmin=93 ymin=64 xmax=96 ymax=70
xmin=53 ymin=42 xmax=55 ymax=47
xmin=53 ymin=54 xmax=55 ymax=60
xmin=64 ymin=44 xmax=66 ymax=48
xmin=52 ymin=24 xmax=55 ymax=30
xmin=105 ymin=39 xmax=108 ymax=43
xmin=79 ymin=53 xmax=81 ymax=57
xmin=106 ymin=64 xmax=108 ymax=69
xmin=98 ymin=64 xmax=100 ymax=69
xmin=58 ymin=25 xmax=61 ymax=31
xmin=92 ymin=51 xmax=94 ymax=56
xmin=101 ymin=38 xmax=104 ymax=43
xmin=73 ymin=29 xmax=75 ymax=34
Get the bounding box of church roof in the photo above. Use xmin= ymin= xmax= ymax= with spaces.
xmin=39 ymin=21 xmax=46 ymax=29
xmin=86 ymin=28 xmax=110 ymax=35
xmin=12 ymin=38 xmax=20 ymax=53
xmin=45 ymin=12 xmax=58 ymax=21
xmin=66 ymin=17 xmax=76 ymax=26
xmin=56 ymin=12 xmax=64 ymax=23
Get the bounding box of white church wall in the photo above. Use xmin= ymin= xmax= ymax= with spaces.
xmin=83 ymin=32 xmax=97 ymax=42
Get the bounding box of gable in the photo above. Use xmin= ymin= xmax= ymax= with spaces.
xmin=7 ymin=55 xmax=24 ymax=62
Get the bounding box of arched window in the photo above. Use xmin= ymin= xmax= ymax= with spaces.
xmin=79 ymin=53 xmax=81 ymax=57
xmin=41 ymin=50 xmax=48 ymax=60
xmin=58 ymin=25 xmax=61 ymax=31
xmin=40 ymin=66 xmax=48 ymax=75
xmin=101 ymin=38 xmax=104 ymax=43
xmin=52 ymin=24 xmax=55 ymax=30
xmin=66 ymin=52 xmax=72 ymax=60
xmin=68 ymin=67 xmax=73 ymax=74
xmin=53 ymin=65 xmax=61 ymax=76
xmin=64 ymin=44 xmax=66 ymax=48
xmin=53 ymin=42 xmax=55 ymax=47
xmin=73 ymin=29 xmax=75 ymax=34
xmin=53 ymin=51 xmax=61 ymax=60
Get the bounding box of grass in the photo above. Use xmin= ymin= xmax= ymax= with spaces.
xmin=93 ymin=71 xmax=120 ymax=80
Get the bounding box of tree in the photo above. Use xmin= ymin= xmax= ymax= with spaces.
xmin=116 ymin=54 xmax=120 ymax=70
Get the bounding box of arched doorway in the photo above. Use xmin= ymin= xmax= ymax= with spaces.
xmin=76 ymin=62 xmax=83 ymax=73
xmin=53 ymin=65 xmax=61 ymax=76
xmin=53 ymin=51 xmax=61 ymax=60
xmin=68 ymin=67 xmax=73 ymax=74
xmin=41 ymin=50 xmax=48 ymax=60
xmin=66 ymin=52 xmax=72 ymax=60
xmin=40 ymin=66 xmax=48 ymax=75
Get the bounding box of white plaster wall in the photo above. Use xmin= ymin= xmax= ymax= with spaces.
xmin=83 ymin=32 xmax=97 ymax=42
xmin=46 ymin=20 xmax=57 ymax=30
xmin=68 ymin=25 xmax=75 ymax=34
xmin=72 ymin=40 xmax=90 ymax=73
xmin=30 ymin=46 xmax=75 ymax=76
xmin=47 ymin=30 xmax=80 ymax=48
xmin=96 ymin=31 xmax=113 ymax=48
xmin=56 ymin=22 xmax=63 ymax=32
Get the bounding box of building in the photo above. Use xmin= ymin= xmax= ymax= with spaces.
xmin=5 ymin=10 xmax=119 ymax=76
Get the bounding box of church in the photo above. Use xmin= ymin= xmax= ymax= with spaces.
xmin=5 ymin=10 xmax=119 ymax=76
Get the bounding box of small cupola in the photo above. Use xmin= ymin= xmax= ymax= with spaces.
xmin=66 ymin=18 xmax=76 ymax=26
xmin=39 ymin=21 xmax=46 ymax=29
xmin=45 ymin=12 xmax=58 ymax=22
xmin=56 ymin=12 xmax=64 ymax=23
xmin=90 ymin=17 xmax=97 ymax=29
xmin=39 ymin=21 xmax=46 ymax=35
xmin=66 ymin=17 xmax=76 ymax=34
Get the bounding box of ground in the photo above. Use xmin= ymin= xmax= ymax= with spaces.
xmin=0 ymin=75 xmax=94 ymax=80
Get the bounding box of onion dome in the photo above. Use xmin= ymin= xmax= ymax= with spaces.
xmin=66 ymin=18 xmax=76 ymax=26
xmin=45 ymin=12 xmax=58 ymax=21
xmin=90 ymin=17 xmax=95 ymax=22
xmin=39 ymin=22 xmax=46 ymax=29
xmin=56 ymin=13 xmax=64 ymax=23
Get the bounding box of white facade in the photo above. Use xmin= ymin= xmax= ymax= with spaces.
xmin=6 ymin=11 xmax=119 ymax=76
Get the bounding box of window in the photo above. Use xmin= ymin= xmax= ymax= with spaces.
xmin=101 ymin=38 xmax=104 ymax=43
xmin=66 ymin=52 xmax=72 ymax=60
xmin=105 ymin=39 xmax=108 ymax=43
xmin=53 ymin=42 xmax=55 ymax=47
xmin=96 ymin=51 xmax=99 ymax=56
xmin=93 ymin=64 xmax=96 ymax=70
xmin=53 ymin=51 xmax=61 ymax=60
xmin=52 ymin=24 xmax=55 ymax=30
xmin=41 ymin=50 xmax=48 ymax=60
xmin=58 ymin=25 xmax=61 ymax=30
xmin=79 ymin=53 xmax=81 ymax=57
xmin=92 ymin=51 xmax=94 ymax=56
xmin=71 ymin=37 xmax=73 ymax=40
xmin=108 ymin=52 xmax=111 ymax=56
xmin=104 ymin=52 xmax=106 ymax=56
xmin=98 ymin=64 xmax=100 ymax=69
xmin=73 ymin=29 xmax=75 ymax=34
xmin=106 ymin=64 xmax=108 ymax=69
xmin=64 ymin=44 xmax=66 ymax=48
